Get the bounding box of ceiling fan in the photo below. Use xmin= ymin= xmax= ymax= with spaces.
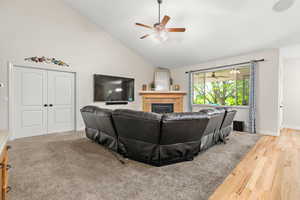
xmin=135 ymin=0 xmax=186 ymax=41
xmin=207 ymin=72 xmax=229 ymax=79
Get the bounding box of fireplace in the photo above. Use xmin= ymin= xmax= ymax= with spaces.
xmin=139 ymin=91 xmax=186 ymax=113
xmin=151 ymin=103 xmax=174 ymax=113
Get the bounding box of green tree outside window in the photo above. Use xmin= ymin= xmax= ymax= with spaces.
xmin=193 ymin=66 xmax=250 ymax=106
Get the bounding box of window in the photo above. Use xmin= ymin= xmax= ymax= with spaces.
xmin=192 ymin=66 xmax=250 ymax=107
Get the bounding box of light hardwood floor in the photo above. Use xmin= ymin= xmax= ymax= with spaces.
xmin=209 ymin=129 xmax=300 ymax=200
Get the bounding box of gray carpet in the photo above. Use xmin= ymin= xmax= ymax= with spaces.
xmin=8 ymin=132 xmax=261 ymax=200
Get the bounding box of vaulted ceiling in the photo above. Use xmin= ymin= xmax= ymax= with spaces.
xmin=65 ymin=0 xmax=300 ymax=68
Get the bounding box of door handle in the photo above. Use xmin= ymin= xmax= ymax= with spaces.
xmin=44 ymin=104 xmax=48 ymax=107
xmin=6 ymin=186 xmax=12 ymax=193
xmin=6 ymin=164 xmax=12 ymax=171
xmin=49 ymin=104 xmax=53 ymax=107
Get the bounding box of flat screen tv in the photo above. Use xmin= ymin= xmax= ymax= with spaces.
xmin=94 ymin=74 xmax=134 ymax=102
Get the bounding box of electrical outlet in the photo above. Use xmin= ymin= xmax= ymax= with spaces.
xmin=0 ymin=83 xmax=4 ymax=88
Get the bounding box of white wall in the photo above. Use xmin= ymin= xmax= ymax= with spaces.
xmin=280 ymin=44 xmax=300 ymax=130
xmin=170 ymin=49 xmax=280 ymax=136
xmin=0 ymin=0 xmax=154 ymax=131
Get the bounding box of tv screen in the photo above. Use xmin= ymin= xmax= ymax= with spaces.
xmin=94 ymin=74 xmax=134 ymax=102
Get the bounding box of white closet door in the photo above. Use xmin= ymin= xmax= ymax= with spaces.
xmin=47 ymin=71 xmax=75 ymax=133
xmin=14 ymin=67 xmax=48 ymax=138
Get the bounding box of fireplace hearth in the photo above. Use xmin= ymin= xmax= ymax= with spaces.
xmin=151 ymin=103 xmax=174 ymax=113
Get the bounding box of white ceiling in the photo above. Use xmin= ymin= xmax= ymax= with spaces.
xmin=65 ymin=0 xmax=300 ymax=68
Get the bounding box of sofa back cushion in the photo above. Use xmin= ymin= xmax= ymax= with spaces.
xmin=199 ymin=108 xmax=225 ymax=136
xmin=221 ymin=109 xmax=237 ymax=128
xmin=81 ymin=106 xmax=117 ymax=138
xmin=160 ymin=112 xmax=209 ymax=145
xmin=112 ymin=109 xmax=162 ymax=144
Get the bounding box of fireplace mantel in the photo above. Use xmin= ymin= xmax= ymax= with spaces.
xmin=139 ymin=91 xmax=187 ymax=95
xmin=139 ymin=91 xmax=186 ymax=113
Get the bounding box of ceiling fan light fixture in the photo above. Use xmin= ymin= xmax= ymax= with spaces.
xmin=151 ymin=30 xmax=169 ymax=42
xmin=273 ymin=0 xmax=295 ymax=12
xmin=230 ymin=69 xmax=241 ymax=74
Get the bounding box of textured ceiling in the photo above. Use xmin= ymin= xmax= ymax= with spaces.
xmin=65 ymin=0 xmax=300 ymax=68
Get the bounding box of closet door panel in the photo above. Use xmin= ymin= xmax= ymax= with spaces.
xmin=13 ymin=67 xmax=48 ymax=138
xmin=47 ymin=71 xmax=75 ymax=133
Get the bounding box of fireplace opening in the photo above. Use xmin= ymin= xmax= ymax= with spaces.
xmin=151 ymin=103 xmax=174 ymax=114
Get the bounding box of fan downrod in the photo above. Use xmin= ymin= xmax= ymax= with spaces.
xmin=157 ymin=0 xmax=163 ymax=24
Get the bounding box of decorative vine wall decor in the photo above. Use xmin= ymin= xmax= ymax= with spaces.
xmin=24 ymin=56 xmax=70 ymax=67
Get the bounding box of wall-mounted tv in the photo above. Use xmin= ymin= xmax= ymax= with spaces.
xmin=94 ymin=74 xmax=134 ymax=102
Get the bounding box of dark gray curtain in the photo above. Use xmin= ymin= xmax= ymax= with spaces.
xmin=248 ymin=61 xmax=257 ymax=133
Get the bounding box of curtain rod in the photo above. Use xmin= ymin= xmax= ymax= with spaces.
xmin=185 ymin=59 xmax=265 ymax=74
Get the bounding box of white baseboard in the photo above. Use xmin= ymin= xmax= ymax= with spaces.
xmin=256 ymin=129 xmax=280 ymax=136
xmin=282 ymin=125 xmax=300 ymax=131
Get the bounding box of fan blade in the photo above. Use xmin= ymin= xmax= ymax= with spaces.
xmin=135 ymin=23 xmax=153 ymax=29
xmin=140 ymin=34 xmax=150 ymax=39
xmin=161 ymin=15 xmax=171 ymax=26
xmin=166 ymin=28 xmax=186 ymax=32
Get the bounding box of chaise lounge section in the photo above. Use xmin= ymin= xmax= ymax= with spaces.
xmin=81 ymin=106 xmax=236 ymax=166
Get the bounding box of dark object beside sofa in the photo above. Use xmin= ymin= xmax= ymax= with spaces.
xmin=81 ymin=106 xmax=236 ymax=166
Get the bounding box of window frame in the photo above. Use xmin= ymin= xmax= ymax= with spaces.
xmin=191 ymin=65 xmax=250 ymax=109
